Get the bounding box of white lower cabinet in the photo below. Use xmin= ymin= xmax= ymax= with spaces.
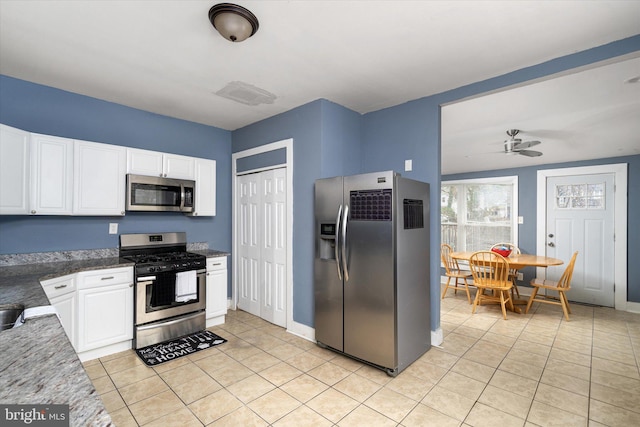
xmin=41 ymin=266 xmax=134 ymax=361
xmin=50 ymin=292 xmax=77 ymax=348
xmin=41 ymin=274 xmax=76 ymax=348
xmin=206 ymin=256 xmax=227 ymax=327
xmin=77 ymin=267 xmax=133 ymax=354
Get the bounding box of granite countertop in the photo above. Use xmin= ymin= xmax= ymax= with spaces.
xmin=190 ymin=249 xmax=230 ymax=258
xmin=0 ymin=257 xmax=133 ymax=427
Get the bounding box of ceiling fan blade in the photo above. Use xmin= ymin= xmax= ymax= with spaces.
xmin=518 ymin=150 xmax=543 ymax=157
xmin=514 ymin=140 xmax=541 ymax=149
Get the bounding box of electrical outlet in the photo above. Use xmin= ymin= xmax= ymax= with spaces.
xmin=404 ymin=159 xmax=412 ymax=172
xmin=518 ymin=216 xmax=524 ymax=224
xmin=517 ymin=272 xmax=524 ymax=281
xmin=109 ymin=223 xmax=118 ymax=235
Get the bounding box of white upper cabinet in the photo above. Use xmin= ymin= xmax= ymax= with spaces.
xmin=1 ymin=124 xmax=216 ymax=216
xmin=127 ymin=148 xmax=195 ymax=180
xmin=30 ymin=133 xmax=74 ymax=215
xmin=73 ymin=140 xmax=126 ymax=215
xmin=189 ymin=158 xmax=216 ymax=216
xmin=126 ymin=148 xmax=163 ymax=177
xmin=163 ymin=153 xmax=196 ymax=179
xmin=0 ymin=124 xmax=30 ymax=214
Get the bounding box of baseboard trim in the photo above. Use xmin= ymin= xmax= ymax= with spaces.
xmin=431 ymin=328 xmax=443 ymax=346
xmin=625 ymin=301 xmax=640 ymax=313
xmin=287 ymin=321 xmax=315 ymax=343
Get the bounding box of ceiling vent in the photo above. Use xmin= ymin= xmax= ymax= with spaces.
xmin=215 ymin=81 xmax=276 ymax=106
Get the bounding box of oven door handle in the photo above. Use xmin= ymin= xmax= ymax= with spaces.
xmin=137 ymin=280 xmax=154 ymax=286
xmin=136 ymin=311 xmax=203 ymax=331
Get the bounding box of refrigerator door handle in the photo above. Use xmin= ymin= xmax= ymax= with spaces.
xmin=342 ymin=204 xmax=349 ymax=282
xmin=335 ymin=205 xmax=343 ymax=280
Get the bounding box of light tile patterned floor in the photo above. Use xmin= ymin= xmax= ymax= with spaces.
xmin=84 ymin=288 xmax=640 ymax=426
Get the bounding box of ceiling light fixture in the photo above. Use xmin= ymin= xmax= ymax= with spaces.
xmin=208 ymin=3 xmax=259 ymax=42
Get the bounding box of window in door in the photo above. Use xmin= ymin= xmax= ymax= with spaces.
xmin=441 ymin=176 xmax=518 ymax=252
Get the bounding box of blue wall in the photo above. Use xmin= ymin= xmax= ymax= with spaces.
xmin=232 ymin=99 xmax=362 ymax=327
xmin=0 ymin=76 xmax=233 ymax=259
xmin=320 ymin=101 xmax=363 ymax=177
xmin=362 ymin=101 xmax=442 ymax=326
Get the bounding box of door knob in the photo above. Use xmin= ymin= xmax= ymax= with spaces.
xmin=548 ymin=234 xmax=554 ymax=238
xmin=548 ymin=242 xmax=555 ymax=247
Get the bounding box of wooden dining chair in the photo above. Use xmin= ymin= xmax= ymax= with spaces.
xmin=490 ymin=242 xmax=521 ymax=299
xmin=441 ymin=243 xmax=473 ymax=304
xmin=469 ymin=251 xmax=514 ymax=319
xmin=525 ymin=251 xmax=578 ymax=321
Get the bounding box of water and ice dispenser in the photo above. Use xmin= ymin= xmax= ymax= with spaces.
xmin=318 ymin=223 xmax=337 ymax=260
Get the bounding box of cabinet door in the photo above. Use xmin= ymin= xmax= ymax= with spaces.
xmin=191 ymin=158 xmax=216 ymax=216
xmin=74 ymin=140 xmax=126 ymax=215
xmin=41 ymin=274 xmax=77 ymax=348
xmin=163 ymin=153 xmax=195 ymax=179
xmin=50 ymin=292 xmax=77 ymax=349
xmin=126 ymin=148 xmax=164 ymax=177
xmin=0 ymin=124 xmax=30 ymax=214
xmin=30 ymin=133 xmax=73 ymax=215
xmin=206 ymin=258 xmax=227 ymax=318
xmin=77 ymin=282 xmax=133 ymax=352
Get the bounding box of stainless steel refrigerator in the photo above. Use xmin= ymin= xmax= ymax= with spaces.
xmin=314 ymin=171 xmax=430 ymax=376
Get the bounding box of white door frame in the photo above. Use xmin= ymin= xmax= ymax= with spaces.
xmin=536 ymin=163 xmax=629 ymax=311
xmin=232 ymin=139 xmax=294 ymax=330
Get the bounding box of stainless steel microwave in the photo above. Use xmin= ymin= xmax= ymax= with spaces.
xmin=126 ymin=174 xmax=195 ymax=213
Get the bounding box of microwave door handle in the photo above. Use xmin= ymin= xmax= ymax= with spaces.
xmin=179 ymin=184 xmax=185 ymax=211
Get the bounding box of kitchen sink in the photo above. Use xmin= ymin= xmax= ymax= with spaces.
xmin=0 ymin=303 xmax=24 ymax=331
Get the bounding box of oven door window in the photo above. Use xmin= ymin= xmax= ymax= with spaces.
xmin=131 ymin=183 xmax=181 ymax=207
xmin=146 ymin=272 xmax=200 ymax=311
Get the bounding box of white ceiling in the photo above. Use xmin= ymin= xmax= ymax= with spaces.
xmin=1 ymin=1 xmax=639 ymax=174
xmin=442 ymin=55 xmax=640 ymax=174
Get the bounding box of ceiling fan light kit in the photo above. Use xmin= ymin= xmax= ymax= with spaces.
xmin=208 ymin=3 xmax=259 ymax=42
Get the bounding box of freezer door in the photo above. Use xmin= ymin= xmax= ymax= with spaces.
xmin=314 ymin=176 xmax=344 ymax=351
xmin=343 ymin=171 xmax=396 ymax=368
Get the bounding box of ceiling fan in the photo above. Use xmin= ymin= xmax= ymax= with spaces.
xmin=503 ymin=129 xmax=542 ymax=157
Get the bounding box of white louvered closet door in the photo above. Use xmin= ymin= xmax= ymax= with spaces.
xmin=237 ymin=168 xmax=287 ymax=327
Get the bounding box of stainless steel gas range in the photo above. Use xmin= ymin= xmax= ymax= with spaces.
xmin=119 ymin=232 xmax=206 ymax=349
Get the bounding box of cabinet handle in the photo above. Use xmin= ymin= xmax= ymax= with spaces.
xmin=54 ymin=284 xmax=68 ymax=289
xmin=121 ymin=211 xmax=125 ymax=215
xmin=129 ymin=283 xmax=134 ymax=287
xmin=101 ymin=276 xmax=115 ymax=280
xmin=31 ymin=210 xmax=36 ymax=214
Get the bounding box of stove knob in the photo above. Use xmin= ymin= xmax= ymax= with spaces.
xmin=148 ymin=267 xmax=155 ymax=273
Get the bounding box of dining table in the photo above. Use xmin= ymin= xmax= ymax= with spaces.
xmin=450 ymin=251 xmax=564 ymax=313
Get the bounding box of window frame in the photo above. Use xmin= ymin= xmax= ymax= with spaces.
xmin=441 ymin=175 xmax=519 ymax=252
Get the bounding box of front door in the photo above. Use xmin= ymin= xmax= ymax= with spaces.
xmin=545 ymin=173 xmax=615 ymax=306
